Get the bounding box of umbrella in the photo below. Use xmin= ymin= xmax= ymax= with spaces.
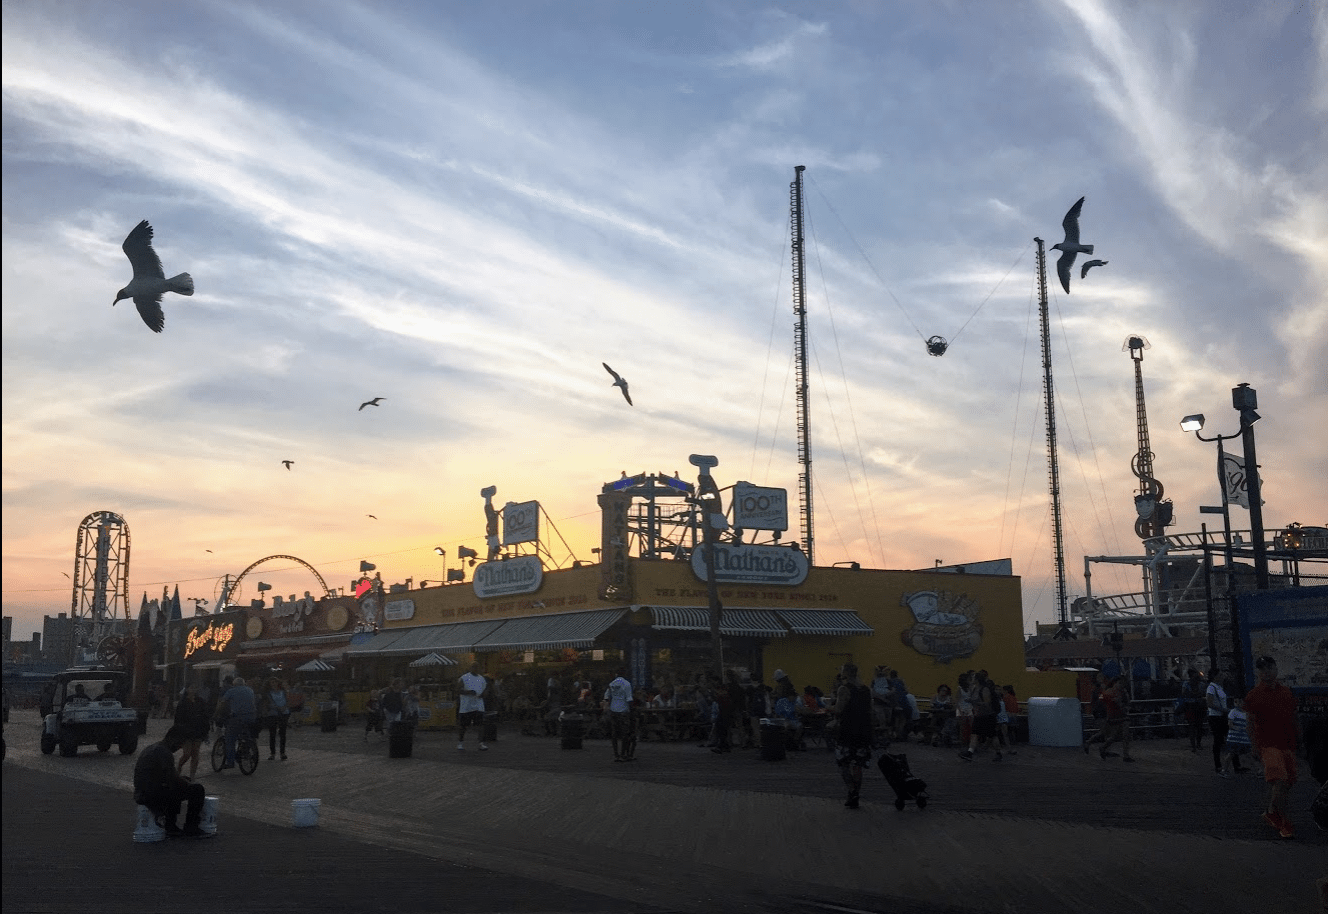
xmin=408 ymin=652 xmax=457 ymax=668
xmin=295 ymin=659 xmax=335 ymax=674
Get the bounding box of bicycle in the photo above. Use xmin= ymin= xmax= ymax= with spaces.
xmin=210 ymin=721 xmax=260 ymax=775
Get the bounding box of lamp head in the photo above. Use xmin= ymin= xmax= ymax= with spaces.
xmin=433 ymin=546 xmax=446 ymax=556
xmin=1180 ymin=414 xmax=1205 ymax=432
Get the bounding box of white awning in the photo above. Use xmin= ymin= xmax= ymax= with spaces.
xmin=294 ymin=659 xmax=336 ymax=673
xmin=472 ymin=609 xmax=627 ymax=652
xmin=648 ymin=606 xmax=787 ymax=638
xmin=776 ymin=609 xmax=874 ymax=636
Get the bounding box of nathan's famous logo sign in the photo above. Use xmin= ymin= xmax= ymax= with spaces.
xmin=690 ymin=543 xmax=809 ymax=586
xmin=185 ymin=619 xmax=235 ymax=658
xmin=473 ymin=554 xmax=543 ymax=598
xmin=899 ymin=591 xmax=983 ymax=663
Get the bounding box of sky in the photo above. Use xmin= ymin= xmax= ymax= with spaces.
xmin=3 ymin=0 xmax=1326 ymax=642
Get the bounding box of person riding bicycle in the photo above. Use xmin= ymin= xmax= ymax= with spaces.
xmin=218 ymin=676 xmax=257 ymax=770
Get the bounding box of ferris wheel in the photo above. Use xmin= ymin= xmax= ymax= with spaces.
xmin=218 ymin=555 xmax=332 ymax=608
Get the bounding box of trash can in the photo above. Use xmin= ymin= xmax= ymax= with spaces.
xmin=559 ymin=714 xmax=586 ymax=750
xmin=388 ymin=721 xmax=413 ymax=758
xmin=760 ymin=719 xmax=787 ymax=761
xmin=483 ymin=714 xmax=499 ymax=743
xmin=319 ymin=700 xmax=339 ymax=733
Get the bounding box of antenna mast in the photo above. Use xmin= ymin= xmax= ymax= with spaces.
xmin=1034 ymin=239 xmax=1071 ymax=637
xmin=790 ymin=165 xmax=814 ymax=564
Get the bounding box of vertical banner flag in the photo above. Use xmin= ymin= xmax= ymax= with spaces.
xmin=1220 ymin=451 xmax=1255 ymax=509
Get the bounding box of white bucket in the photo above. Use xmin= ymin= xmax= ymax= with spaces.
xmin=291 ymin=798 xmax=320 ymax=827
xmin=133 ymin=804 xmax=166 ymax=843
xmin=200 ymin=796 xmax=219 ymax=835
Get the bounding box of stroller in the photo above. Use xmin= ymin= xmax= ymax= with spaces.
xmin=878 ymin=752 xmax=929 ymax=810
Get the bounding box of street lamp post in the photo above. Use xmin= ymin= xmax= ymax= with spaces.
xmin=689 ymin=454 xmax=725 ymax=680
xmin=1181 ymin=381 xmax=1268 ymax=681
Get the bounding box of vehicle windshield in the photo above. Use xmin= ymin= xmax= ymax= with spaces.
xmin=61 ymin=678 xmax=121 ymax=704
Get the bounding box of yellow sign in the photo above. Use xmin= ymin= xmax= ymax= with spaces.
xmin=185 ymin=620 xmax=235 ymax=658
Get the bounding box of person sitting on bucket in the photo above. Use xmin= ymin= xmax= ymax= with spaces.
xmin=133 ymin=726 xmax=211 ymax=838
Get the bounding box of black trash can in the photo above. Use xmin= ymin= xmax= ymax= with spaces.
xmin=388 ymin=721 xmax=413 ymax=758
xmin=483 ymin=714 xmax=499 ymax=743
xmin=760 ymin=720 xmax=787 ymax=761
xmin=319 ymin=701 xmax=338 ymax=733
xmin=559 ymin=714 xmax=586 ymax=750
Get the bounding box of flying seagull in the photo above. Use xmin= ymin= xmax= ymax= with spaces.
xmin=602 ymin=363 xmax=633 ymax=406
xmin=359 ymin=397 xmax=385 ymax=411
xmin=1080 ymin=259 xmax=1108 ymax=279
xmin=1050 ymin=197 xmax=1094 ymax=295
xmin=62 ymin=572 xmax=71 ymax=579
xmin=367 ymin=514 xmax=377 ymax=520
xmin=113 ymin=220 xmax=194 ymax=333
xmin=282 ymin=460 xmax=294 ymax=470
xmin=205 ymin=550 xmax=213 ymax=553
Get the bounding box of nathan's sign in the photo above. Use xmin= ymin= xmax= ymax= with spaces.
xmin=184 ymin=619 xmax=236 ymax=659
xmin=473 ymin=554 xmax=543 ymax=599
xmin=691 ymin=543 xmax=809 ymax=586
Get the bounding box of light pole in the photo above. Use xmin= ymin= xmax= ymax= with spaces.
xmin=689 ymin=454 xmax=725 ymax=680
xmin=1181 ymin=381 xmax=1268 ymax=681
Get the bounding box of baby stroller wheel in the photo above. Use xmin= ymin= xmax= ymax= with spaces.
xmin=894 ymin=798 xmax=906 ymax=811
xmin=916 ymin=793 xmax=929 ymax=809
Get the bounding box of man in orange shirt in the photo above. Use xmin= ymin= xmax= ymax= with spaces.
xmin=1242 ymin=656 xmax=1299 ymax=839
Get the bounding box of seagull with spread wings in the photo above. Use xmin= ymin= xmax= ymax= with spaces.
xmin=602 ymin=363 xmax=633 ymax=406
xmin=1050 ymin=197 xmax=1094 ymax=295
xmin=113 ymin=220 xmax=194 ymax=332
xmin=282 ymin=460 xmax=294 ymax=470
xmin=1080 ymin=259 xmax=1108 ymax=279
xmin=359 ymin=397 xmax=385 ymax=411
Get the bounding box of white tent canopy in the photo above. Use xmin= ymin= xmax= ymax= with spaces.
xmin=408 ymin=652 xmax=458 ymax=668
xmin=295 ymin=659 xmax=335 ymax=674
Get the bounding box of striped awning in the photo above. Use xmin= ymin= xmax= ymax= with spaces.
xmin=295 ymin=659 xmax=335 ymax=673
xmin=649 ymin=606 xmax=787 ymax=638
xmin=407 ymin=652 xmax=458 ymax=668
xmin=344 ymin=620 xmax=506 ymax=658
xmin=776 ymin=609 xmax=874 ymax=636
xmin=473 ymin=609 xmax=627 ymax=652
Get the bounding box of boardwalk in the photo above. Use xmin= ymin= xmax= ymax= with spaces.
xmin=4 ymin=716 xmax=1323 ymax=913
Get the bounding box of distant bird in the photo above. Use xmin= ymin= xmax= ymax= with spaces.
xmin=282 ymin=460 xmax=294 ymax=470
xmin=205 ymin=549 xmax=213 ymax=553
xmin=1051 ymin=197 xmax=1094 ymax=295
xmin=113 ymin=220 xmax=194 ymax=333
xmin=602 ymin=363 xmax=633 ymax=405
xmin=62 ymin=572 xmax=71 ymax=579
xmin=1080 ymin=259 xmax=1108 ymax=279
xmin=367 ymin=514 xmax=377 ymax=520
xmin=359 ymin=397 xmax=385 ymax=411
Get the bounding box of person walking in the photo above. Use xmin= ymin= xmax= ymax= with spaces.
xmin=832 ymin=662 xmax=874 ymax=809
xmin=959 ymin=671 xmax=1000 ymax=761
xmin=262 ymin=677 xmax=291 ymax=761
xmin=1243 ymin=656 xmax=1299 ymax=839
xmin=364 ymin=693 xmax=384 ymax=741
xmin=603 ymin=668 xmax=633 ymax=762
xmin=1181 ymin=669 xmax=1207 ymax=753
xmin=172 ymin=683 xmax=210 ymax=780
xmin=457 ymin=663 xmax=488 ymax=751
xmin=1094 ymin=676 xmax=1134 ymax=763
xmin=1224 ymin=696 xmax=1251 ymax=776
xmin=1205 ymin=674 xmax=1231 ymax=777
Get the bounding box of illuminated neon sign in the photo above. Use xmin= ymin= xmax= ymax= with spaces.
xmin=185 ymin=620 xmax=235 ymax=658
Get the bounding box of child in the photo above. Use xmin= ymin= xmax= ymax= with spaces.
xmin=1224 ymin=697 xmax=1251 ymax=775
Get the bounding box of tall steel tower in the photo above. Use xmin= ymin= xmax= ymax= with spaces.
xmin=1033 ymin=239 xmax=1071 ymax=637
xmin=1126 ymin=335 xmax=1174 ymax=540
xmin=70 ymin=511 xmax=131 ymax=666
xmin=790 ymin=165 xmax=814 ymax=564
